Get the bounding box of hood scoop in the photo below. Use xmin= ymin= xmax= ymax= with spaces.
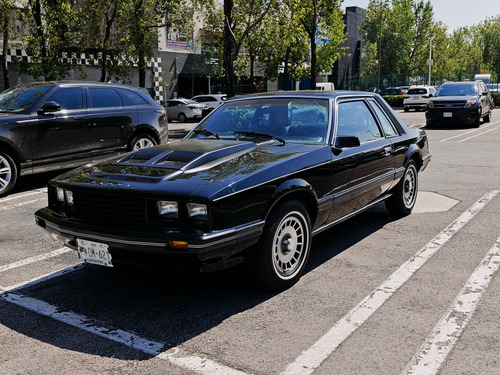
xmin=116 ymin=141 xmax=256 ymax=172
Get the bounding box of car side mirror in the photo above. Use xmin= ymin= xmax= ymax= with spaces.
xmin=332 ymin=135 xmax=361 ymax=155
xmin=335 ymin=135 xmax=361 ymax=148
xmin=38 ymin=101 xmax=61 ymax=115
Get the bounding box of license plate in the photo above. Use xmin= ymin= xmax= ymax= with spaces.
xmin=77 ymin=239 xmax=113 ymax=267
xmin=443 ymin=112 xmax=453 ymax=118
xmin=413 ymin=96 xmax=419 ymax=100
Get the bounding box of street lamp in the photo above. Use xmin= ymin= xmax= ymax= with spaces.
xmin=428 ymin=37 xmax=434 ymax=86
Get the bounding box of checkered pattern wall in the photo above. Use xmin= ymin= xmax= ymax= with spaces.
xmin=1 ymin=49 xmax=164 ymax=102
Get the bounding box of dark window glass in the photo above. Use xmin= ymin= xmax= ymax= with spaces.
xmin=89 ymin=88 xmax=122 ymax=108
xmin=0 ymin=85 xmax=52 ymax=113
xmin=117 ymin=88 xmax=148 ymax=106
xmin=46 ymin=87 xmax=83 ymax=110
xmin=337 ymin=100 xmax=382 ymax=143
xmin=367 ymin=99 xmax=399 ymax=137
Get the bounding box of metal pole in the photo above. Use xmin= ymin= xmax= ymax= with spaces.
xmin=428 ymin=37 xmax=434 ymax=86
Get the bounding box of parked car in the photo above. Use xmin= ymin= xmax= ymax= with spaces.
xmin=403 ymin=86 xmax=436 ymax=112
xmin=426 ymin=80 xmax=495 ymax=127
xmin=35 ymin=91 xmax=431 ymax=290
xmin=379 ymin=87 xmax=404 ymax=96
xmin=165 ymin=99 xmax=207 ymax=122
xmin=0 ymin=81 xmax=168 ymax=197
xmin=190 ymin=94 xmax=227 ymax=110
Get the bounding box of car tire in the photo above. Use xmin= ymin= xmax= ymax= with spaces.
xmin=250 ymin=200 xmax=312 ymax=290
xmin=404 ymin=107 xmax=409 ymax=112
xmin=128 ymin=133 xmax=157 ymax=151
xmin=178 ymin=113 xmax=187 ymax=123
xmin=484 ymin=109 xmax=491 ymax=123
xmin=385 ymin=159 xmax=418 ymax=217
xmin=473 ymin=108 xmax=481 ymax=128
xmin=0 ymin=150 xmax=18 ymax=198
xmin=426 ymin=120 xmax=434 ymax=128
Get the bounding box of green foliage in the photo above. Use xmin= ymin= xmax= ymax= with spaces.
xmin=381 ymin=94 xmax=404 ymax=107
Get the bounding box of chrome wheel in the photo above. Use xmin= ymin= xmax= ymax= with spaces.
xmin=128 ymin=134 xmax=157 ymax=152
xmin=0 ymin=151 xmax=17 ymax=197
xmin=402 ymin=163 xmax=417 ymax=209
xmin=272 ymin=210 xmax=309 ymax=279
xmin=133 ymin=137 xmax=155 ymax=150
xmin=250 ymin=200 xmax=311 ymax=290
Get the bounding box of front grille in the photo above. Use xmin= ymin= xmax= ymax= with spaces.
xmin=434 ymin=102 xmax=465 ymax=109
xmin=73 ymin=191 xmax=149 ymax=230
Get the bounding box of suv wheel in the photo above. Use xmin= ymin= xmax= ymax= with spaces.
xmin=128 ymin=133 xmax=157 ymax=151
xmin=0 ymin=150 xmax=18 ymax=197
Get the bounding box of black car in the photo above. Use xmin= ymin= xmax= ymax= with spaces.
xmin=35 ymin=92 xmax=431 ymax=290
xmin=426 ymin=81 xmax=495 ymax=127
xmin=0 ymin=81 xmax=168 ymax=197
xmin=379 ymin=88 xmax=404 ymax=96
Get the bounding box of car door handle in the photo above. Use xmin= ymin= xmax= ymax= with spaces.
xmin=383 ymin=147 xmax=392 ymax=156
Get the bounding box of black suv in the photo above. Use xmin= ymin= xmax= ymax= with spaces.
xmin=0 ymin=81 xmax=168 ymax=197
xmin=426 ymin=81 xmax=494 ymax=127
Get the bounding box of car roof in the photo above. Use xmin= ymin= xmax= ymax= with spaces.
xmin=12 ymin=81 xmax=145 ymax=91
xmin=229 ymin=91 xmax=378 ymax=101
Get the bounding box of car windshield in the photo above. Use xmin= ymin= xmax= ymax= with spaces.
xmin=189 ymin=97 xmax=329 ymax=145
xmin=0 ymin=85 xmax=52 ymax=113
xmin=436 ymin=84 xmax=477 ymax=96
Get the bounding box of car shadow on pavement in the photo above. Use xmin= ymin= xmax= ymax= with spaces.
xmin=0 ymin=206 xmax=393 ymax=362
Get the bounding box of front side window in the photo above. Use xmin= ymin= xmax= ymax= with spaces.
xmin=337 ymin=100 xmax=382 ymax=143
xmin=46 ymin=87 xmax=83 ymax=110
xmin=88 ymin=88 xmax=122 ymax=108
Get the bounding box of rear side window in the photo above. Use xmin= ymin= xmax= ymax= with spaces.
xmin=367 ymin=99 xmax=399 ymax=137
xmin=408 ymin=88 xmax=427 ymax=95
xmin=88 ymin=88 xmax=122 ymax=108
xmin=117 ymin=88 xmax=148 ymax=106
xmin=46 ymin=87 xmax=83 ymax=110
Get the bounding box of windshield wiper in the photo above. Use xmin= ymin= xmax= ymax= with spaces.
xmin=193 ymin=128 xmax=220 ymax=139
xmin=234 ymin=131 xmax=286 ymax=145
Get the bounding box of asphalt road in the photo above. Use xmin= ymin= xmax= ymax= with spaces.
xmin=1 ymin=110 xmax=499 ymax=375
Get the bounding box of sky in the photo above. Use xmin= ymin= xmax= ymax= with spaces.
xmin=342 ymin=0 xmax=500 ymax=32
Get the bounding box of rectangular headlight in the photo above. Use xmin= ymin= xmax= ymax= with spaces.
xmin=65 ymin=190 xmax=74 ymax=206
xmin=187 ymin=203 xmax=207 ymax=218
xmin=56 ymin=187 xmax=65 ymax=203
xmin=157 ymin=201 xmax=179 ymax=218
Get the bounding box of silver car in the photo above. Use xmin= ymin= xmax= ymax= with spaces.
xmin=165 ymin=99 xmax=207 ymax=122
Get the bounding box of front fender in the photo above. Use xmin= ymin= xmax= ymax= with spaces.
xmin=266 ymin=178 xmax=319 ymax=223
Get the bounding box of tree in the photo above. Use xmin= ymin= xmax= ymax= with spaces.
xmin=221 ymin=0 xmax=275 ymax=97
xmin=0 ymin=0 xmax=21 ymax=89
xmin=284 ymin=0 xmax=345 ymax=89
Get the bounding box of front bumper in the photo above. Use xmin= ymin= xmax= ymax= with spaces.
xmin=35 ymin=207 xmax=264 ymax=266
xmin=426 ymin=107 xmax=479 ymax=125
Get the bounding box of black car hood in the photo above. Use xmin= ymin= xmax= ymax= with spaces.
xmin=55 ymin=139 xmax=320 ymax=199
xmin=432 ymin=95 xmax=477 ymax=102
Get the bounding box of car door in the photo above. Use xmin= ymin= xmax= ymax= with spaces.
xmin=166 ymin=100 xmax=181 ymax=120
xmin=87 ymin=87 xmax=136 ymax=158
xmin=328 ymin=98 xmax=396 ymax=222
xmin=30 ymin=86 xmax=92 ymax=169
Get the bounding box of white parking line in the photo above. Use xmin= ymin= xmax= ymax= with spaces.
xmin=402 ymin=236 xmax=500 ymax=375
xmin=0 ymin=189 xmax=47 ymax=204
xmin=1 ymin=290 xmax=248 ymax=375
xmin=440 ymin=120 xmax=500 ymax=142
xmin=282 ymin=190 xmax=499 ymax=375
xmin=0 ymin=198 xmax=47 ymax=211
xmin=0 ymin=247 xmax=71 ymax=273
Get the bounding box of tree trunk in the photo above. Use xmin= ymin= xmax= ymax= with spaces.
xmin=223 ymin=0 xmax=236 ymax=97
xmin=2 ymin=15 xmax=10 ymax=89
